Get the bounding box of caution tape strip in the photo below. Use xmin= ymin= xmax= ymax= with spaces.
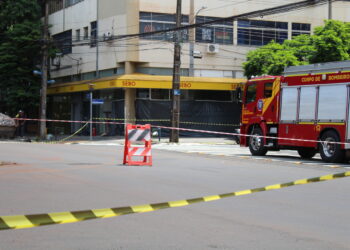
xmin=25 ymin=122 xmax=89 ymax=145
xmin=10 ymin=117 xmax=350 ymax=146
xmin=0 ymin=171 xmax=349 ymax=231
xmin=53 ymin=122 xmax=89 ymax=144
xmin=94 ymin=117 xmax=240 ymax=127
xmin=94 ymin=117 xmax=169 ymax=122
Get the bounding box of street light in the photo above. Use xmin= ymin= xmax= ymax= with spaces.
xmin=33 ymin=70 xmax=55 ymax=84
xmin=196 ymin=6 xmax=207 ymax=20
xmin=33 ymin=70 xmax=42 ymax=76
xmin=47 ymin=80 xmax=56 ymax=84
xmin=189 ymin=5 xmax=207 ymax=77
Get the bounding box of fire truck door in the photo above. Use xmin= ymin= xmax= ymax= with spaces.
xmin=242 ymin=82 xmax=258 ymax=123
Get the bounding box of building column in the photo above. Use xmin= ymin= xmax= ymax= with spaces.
xmin=288 ymin=22 xmax=292 ymax=40
xmin=124 ymin=61 xmax=136 ymax=124
xmin=233 ymin=20 xmax=238 ymax=46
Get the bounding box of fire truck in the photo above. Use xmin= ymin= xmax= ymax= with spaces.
xmin=240 ymin=61 xmax=350 ymax=163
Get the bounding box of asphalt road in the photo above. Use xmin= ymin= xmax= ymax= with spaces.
xmin=0 ymin=141 xmax=349 ymax=250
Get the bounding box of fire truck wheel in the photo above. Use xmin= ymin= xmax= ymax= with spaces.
xmin=297 ymin=148 xmax=316 ymax=159
xmin=249 ymin=127 xmax=268 ymax=156
xmin=319 ymin=130 xmax=345 ymax=163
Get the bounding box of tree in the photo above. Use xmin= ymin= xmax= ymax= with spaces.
xmin=0 ymin=0 xmax=42 ymax=116
xmin=310 ymin=20 xmax=350 ymax=63
xmin=243 ymin=41 xmax=300 ymax=78
xmin=283 ymin=34 xmax=315 ymax=63
xmin=243 ymin=20 xmax=350 ymax=78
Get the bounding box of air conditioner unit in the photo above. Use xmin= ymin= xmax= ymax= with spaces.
xmin=207 ymin=44 xmax=219 ymax=54
xmin=193 ymin=50 xmax=202 ymax=59
xmin=103 ymin=32 xmax=113 ymax=41
xmin=52 ymin=57 xmax=60 ymax=68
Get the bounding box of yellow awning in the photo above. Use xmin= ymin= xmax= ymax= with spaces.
xmin=47 ymin=74 xmax=246 ymax=95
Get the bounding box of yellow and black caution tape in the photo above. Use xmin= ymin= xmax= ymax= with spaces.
xmin=94 ymin=117 xmax=239 ymax=127
xmin=32 ymin=122 xmax=89 ymax=144
xmin=180 ymin=121 xmax=239 ymax=127
xmin=1 ymin=171 xmax=348 ymax=231
xmin=94 ymin=117 xmax=168 ymax=122
xmin=54 ymin=122 xmax=89 ymax=143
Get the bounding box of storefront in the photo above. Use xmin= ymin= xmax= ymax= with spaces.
xmin=47 ymin=74 xmax=245 ymax=136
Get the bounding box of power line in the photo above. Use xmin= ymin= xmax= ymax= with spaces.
xmin=104 ymin=0 xmax=330 ymax=41
xmin=49 ymin=0 xmax=334 ymax=78
xmin=49 ymin=0 xmax=329 ymax=50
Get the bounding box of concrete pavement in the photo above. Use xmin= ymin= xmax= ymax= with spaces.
xmin=0 ymin=142 xmax=349 ymax=249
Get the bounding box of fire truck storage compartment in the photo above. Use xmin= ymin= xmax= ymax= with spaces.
xmin=280 ymin=84 xmax=348 ymax=123
xmin=280 ymin=87 xmax=298 ymax=123
xmin=279 ymin=83 xmax=349 ymax=147
xmin=299 ymin=86 xmax=317 ymax=122
xmin=318 ymin=84 xmax=347 ymax=123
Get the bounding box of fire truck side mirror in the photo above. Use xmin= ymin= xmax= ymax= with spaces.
xmin=234 ymin=87 xmax=242 ymax=103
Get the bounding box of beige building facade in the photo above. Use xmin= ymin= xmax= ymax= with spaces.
xmin=46 ymin=0 xmax=350 ymax=135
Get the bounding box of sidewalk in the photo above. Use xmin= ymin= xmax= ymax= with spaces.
xmin=65 ymin=135 xmax=238 ymax=145
xmin=2 ymin=134 xmax=238 ymax=145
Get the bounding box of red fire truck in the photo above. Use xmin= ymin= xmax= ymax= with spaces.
xmin=240 ymin=61 xmax=350 ymax=163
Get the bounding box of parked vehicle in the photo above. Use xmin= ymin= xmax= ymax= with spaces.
xmin=240 ymin=61 xmax=350 ymax=163
xmin=0 ymin=113 xmax=15 ymax=138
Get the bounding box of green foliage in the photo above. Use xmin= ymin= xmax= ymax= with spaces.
xmin=243 ymin=42 xmax=300 ymax=78
xmin=0 ymin=0 xmax=42 ymax=116
xmin=243 ymin=20 xmax=350 ymax=78
xmin=310 ymin=20 xmax=350 ymax=63
xmin=283 ymin=34 xmax=315 ymax=63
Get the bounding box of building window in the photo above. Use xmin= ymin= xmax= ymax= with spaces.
xmin=264 ymin=82 xmax=273 ymax=98
xmin=48 ymin=0 xmax=84 ymax=14
xmin=194 ymin=90 xmax=232 ymax=102
xmin=245 ymin=83 xmax=257 ymax=103
xmin=83 ymin=26 xmax=89 ymax=40
xmin=49 ymin=0 xmax=64 ymax=14
xmin=195 ymin=16 xmax=233 ymax=45
xmin=75 ymin=29 xmax=80 ymax=41
xmin=65 ymin=0 xmax=84 ymax=7
xmin=52 ymin=30 xmax=72 ymax=55
xmin=90 ymin=21 xmax=97 ymax=47
xmin=292 ymin=23 xmax=311 ymax=37
xmin=238 ymin=19 xmax=288 ymax=46
xmin=139 ymin=12 xmax=189 ymax=41
xmin=114 ymin=89 xmax=125 ymax=100
xmin=137 ymin=89 xmax=150 ymax=99
xmin=151 ymin=89 xmax=170 ymax=100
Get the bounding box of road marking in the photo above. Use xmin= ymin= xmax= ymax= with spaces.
xmin=1 ymin=171 xmax=349 ymax=231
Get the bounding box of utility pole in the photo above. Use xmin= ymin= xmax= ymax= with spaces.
xmin=90 ymin=0 xmax=100 ymax=141
xmin=96 ymin=0 xmax=99 ymax=79
xmin=170 ymin=0 xmax=182 ymax=143
xmin=40 ymin=0 xmax=49 ymax=140
xmin=189 ymin=0 xmax=194 ymax=77
xmin=328 ymin=0 xmax=332 ymax=20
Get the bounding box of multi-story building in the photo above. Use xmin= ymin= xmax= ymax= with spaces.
xmin=46 ymin=0 xmax=350 ymax=135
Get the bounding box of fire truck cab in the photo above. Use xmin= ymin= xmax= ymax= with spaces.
xmin=240 ymin=61 xmax=350 ymax=163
